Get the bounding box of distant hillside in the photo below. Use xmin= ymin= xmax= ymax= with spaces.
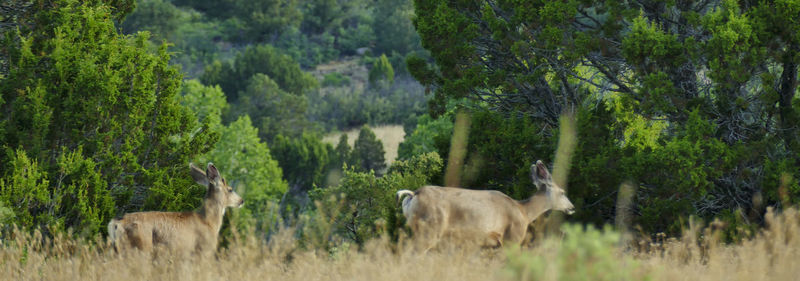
xmin=307 ymin=55 xmax=428 ymax=132
xmin=310 ymin=57 xmax=368 ymax=95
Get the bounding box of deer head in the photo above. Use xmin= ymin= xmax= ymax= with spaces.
xmin=190 ymin=163 xmax=244 ymax=208
xmin=531 ymin=160 xmax=574 ymax=215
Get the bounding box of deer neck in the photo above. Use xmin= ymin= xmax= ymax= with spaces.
xmin=200 ymin=197 xmax=226 ymax=236
xmin=520 ymin=191 xmax=550 ymax=222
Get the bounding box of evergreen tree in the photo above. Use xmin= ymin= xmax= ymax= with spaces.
xmin=119 ymin=0 xmax=183 ymax=41
xmin=409 ymin=0 xmax=800 ymax=235
xmin=0 ymin=0 xmax=217 ymax=235
xmin=200 ymin=44 xmax=317 ymax=102
xmin=234 ymin=74 xmax=310 ymax=141
xmin=181 ymin=79 xmax=228 ymax=127
xmin=369 ymin=54 xmax=395 ymax=87
xmin=397 ymin=114 xmax=453 ymax=161
xmin=334 ymin=133 xmax=351 ymax=167
xmin=372 ymin=0 xmax=421 ymax=56
xmin=192 ymin=116 xmax=289 ymax=233
xmin=270 ymin=133 xmax=333 ymax=190
xmin=350 ymin=126 xmax=386 ymax=175
xmin=172 ymin=0 xmax=302 ymax=42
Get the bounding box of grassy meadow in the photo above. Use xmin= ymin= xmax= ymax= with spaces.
xmin=3 ymin=208 xmax=800 ymax=281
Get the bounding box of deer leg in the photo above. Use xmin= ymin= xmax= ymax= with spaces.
xmin=413 ymin=224 xmax=439 ymax=253
xmin=410 ymin=215 xmax=444 ymax=253
xmin=503 ymin=222 xmax=527 ymax=247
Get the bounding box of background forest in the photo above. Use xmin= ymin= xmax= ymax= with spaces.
xmin=1 ymin=0 xmax=799 ymax=249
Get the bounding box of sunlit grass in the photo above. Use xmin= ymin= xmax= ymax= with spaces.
xmin=3 ymin=208 xmax=800 ymax=281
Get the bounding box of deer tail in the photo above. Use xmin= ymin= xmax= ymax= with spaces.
xmin=107 ymin=218 xmax=123 ymax=252
xmin=396 ymin=190 xmax=415 ymax=205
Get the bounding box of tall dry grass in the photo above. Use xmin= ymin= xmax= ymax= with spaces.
xmin=0 ymin=227 xmax=502 ymax=281
xmin=3 ymin=208 xmax=800 ymax=281
xmin=636 ymin=208 xmax=800 ymax=281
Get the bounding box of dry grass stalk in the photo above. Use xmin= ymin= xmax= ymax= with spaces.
xmin=3 ymin=208 xmax=800 ymax=281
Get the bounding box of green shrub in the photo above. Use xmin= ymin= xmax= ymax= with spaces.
xmin=0 ymin=150 xmax=55 ymax=233
xmin=506 ymin=224 xmax=649 ymax=281
xmin=322 ymin=72 xmax=351 ymax=87
xmin=0 ymin=148 xmax=115 ymax=236
xmin=1 ymin=0 xmax=218 ymax=236
xmin=337 ymin=23 xmax=375 ymax=55
xmin=397 ymin=114 xmax=453 ymax=162
xmin=308 ymin=152 xmax=443 ymax=246
xmin=368 ymin=54 xmax=395 ymax=87
xmin=119 ymin=0 xmax=184 ymax=41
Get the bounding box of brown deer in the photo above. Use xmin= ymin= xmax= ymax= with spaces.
xmin=107 ymin=163 xmax=244 ymax=256
xmin=396 ymin=160 xmax=574 ymax=251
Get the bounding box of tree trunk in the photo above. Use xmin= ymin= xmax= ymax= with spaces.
xmin=778 ymin=48 xmax=798 ymax=149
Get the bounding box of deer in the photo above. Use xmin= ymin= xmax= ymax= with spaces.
xmin=107 ymin=163 xmax=244 ymax=256
xmin=396 ymin=160 xmax=574 ymax=251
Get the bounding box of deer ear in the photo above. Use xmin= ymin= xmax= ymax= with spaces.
xmin=190 ymin=163 xmax=209 ymax=186
xmin=206 ymin=163 xmax=220 ymax=182
xmin=531 ymin=160 xmax=552 ymax=186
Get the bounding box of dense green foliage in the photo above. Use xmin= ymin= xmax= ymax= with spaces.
xmin=333 ymin=134 xmax=352 ymax=169
xmin=307 ymin=77 xmax=427 ymax=130
xmin=309 ymin=152 xmax=442 ymax=246
xmin=0 ymin=0 xmax=429 ymax=241
xmin=180 ymin=79 xmax=289 ymax=234
xmin=119 ymin=0 xmax=183 ymax=41
xmin=120 ymin=0 xmax=429 ymax=135
xmin=397 ymin=114 xmax=453 ymax=162
xmin=180 ymin=79 xmax=228 ymax=127
xmin=118 ymin=0 xmax=234 ymax=76
xmin=271 ymin=133 xmax=333 ymax=190
xmin=201 ymin=44 xmax=317 ymax=101
xmin=372 ymin=0 xmax=422 ymax=57
xmin=233 ymin=73 xmax=312 ymax=141
xmin=0 ymin=0 xmax=218 ymax=235
xmin=322 ymin=72 xmax=351 ymax=87
xmin=172 ymin=0 xmax=302 ymax=43
xmin=408 ymin=0 xmax=800 ymax=236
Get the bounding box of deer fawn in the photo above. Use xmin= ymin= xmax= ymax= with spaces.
xmin=107 ymin=163 xmax=244 ymax=256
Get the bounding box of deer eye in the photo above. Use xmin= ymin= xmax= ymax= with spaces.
xmin=228 ymin=188 xmax=233 ymax=193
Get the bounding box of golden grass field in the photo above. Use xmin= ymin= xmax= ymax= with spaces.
xmin=3 ymin=208 xmax=800 ymax=281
